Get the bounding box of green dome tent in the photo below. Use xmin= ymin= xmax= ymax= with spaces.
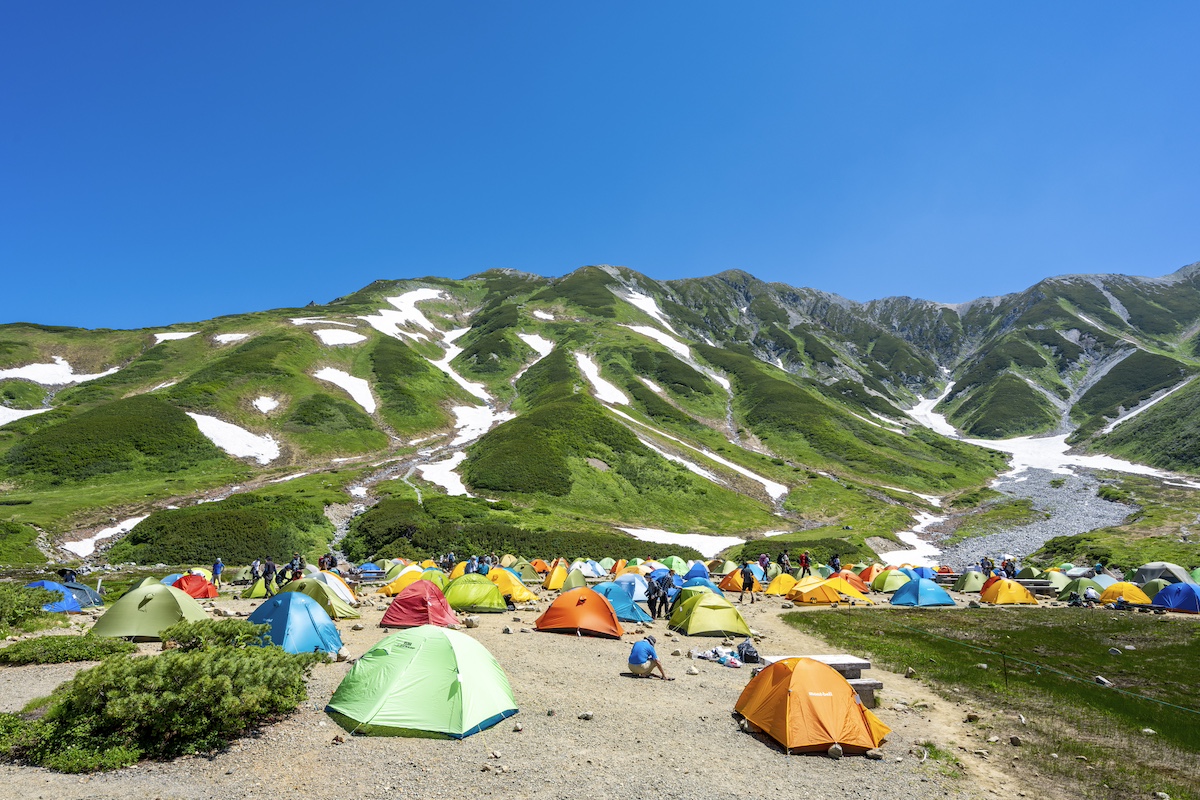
xmin=668 ymin=593 xmax=751 ymax=637
xmin=952 ymin=571 xmax=987 ymax=593
xmin=327 ymin=626 xmax=518 ymax=738
xmin=1139 ymin=578 xmax=1172 ymax=598
xmin=128 ymin=576 xmax=161 ymax=591
xmin=871 ymin=570 xmax=912 ymax=593
xmin=1057 ymin=578 xmax=1104 ymax=601
xmin=1043 ymin=571 xmax=1071 ymax=591
xmin=279 ymin=578 xmax=360 ymax=619
xmin=443 ymin=574 xmax=507 ymax=613
xmin=598 ymin=557 xmax=616 ymax=572
xmin=659 ymin=555 xmax=687 ymax=573
xmin=561 ymin=569 xmax=587 ymax=592
xmin=712 ymin=560 xmax=738 ymax=576
xmin=511 ymin=561 xmax=541 ymax=582
xmin=1015 ymin=566 xmax=1042 ymax=579
xmin=91 ymin=583 xmax=209 ymax=641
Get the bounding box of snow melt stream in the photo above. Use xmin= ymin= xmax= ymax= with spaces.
xmin=63 ymin=516 xmax=148 ymax=558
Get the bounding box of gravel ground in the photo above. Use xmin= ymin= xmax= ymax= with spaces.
xmin=0 ymin=592 xmax=1039 ymax=800
xmin=935 ymin=468 xmax=1135 ymax=569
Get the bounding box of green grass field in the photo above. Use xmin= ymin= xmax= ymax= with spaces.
xmin=785 ymin=607 xmax=1200 ymax=800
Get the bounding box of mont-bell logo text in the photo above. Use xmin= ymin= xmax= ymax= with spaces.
xmin=807 ymin=691 xmax=833 ymax=697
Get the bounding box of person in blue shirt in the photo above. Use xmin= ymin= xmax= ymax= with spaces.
xmin=212 ymin=558 xmax=224 ymax=590
xmin=628 ymin=635 xmax=672 ymax=680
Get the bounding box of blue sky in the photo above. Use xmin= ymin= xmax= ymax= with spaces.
xmin=3 ymin=3 xmax=1198 ymax=329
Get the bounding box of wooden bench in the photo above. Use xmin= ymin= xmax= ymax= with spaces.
xmin=760 ymin=654 xmax=881 ymax=708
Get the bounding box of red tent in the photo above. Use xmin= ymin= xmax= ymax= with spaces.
xmin=534 ymin=587 xmax=624 ymax=639
xmin=380 ymin=581 xmax=460 ymax=629
xmin=173 ymin=573 xmax=218 ymax=599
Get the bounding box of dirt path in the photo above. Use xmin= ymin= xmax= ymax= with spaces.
xmin=0 ymin=593 xmax=1053 ymax=800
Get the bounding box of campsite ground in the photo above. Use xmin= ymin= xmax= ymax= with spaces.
xmin=0 ymin=590 xmax=1058 ymax=800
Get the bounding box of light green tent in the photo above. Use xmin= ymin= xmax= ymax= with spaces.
xmin=952 ymin=571 xmax=987 ymax=593
xmin=766 ymin=563 xmax=782 ymax=581
xmin=711 ymin=560 xmax=739 ymax=576
xmin=420 ymin=570 xmax=449 ymax=591
xmin=626 ymin=558 xmax=644 ymax=567
xmin=668 ymin=593 xmax=750 ymax=637
xmin=677 ymin=585 xmax=714 ymax=605
xmin=511 ymin=561 xmax=541 ymax=582
xmin=1139 ymin=578 xmax=1172 ymax=599
xmin=1057 ymin=578 xmax=1104 ymax=601
xmin=1043 ymin=571 xmax=1071 ymax=591
xmin=659 ymin=556 xmax=687 ymax=573
xmin=443 ymin=575 xmax=506 ymax=613
xmin=129 ymin=576 xmax=160 ymax=590
xmin=561 ymin=569 xmax=587 ymax=592
xmin=279 ymin=578 xmax=360 ymax=619
xmin=242 ymin=578 xmax=271 ymax=599
xmin=1015 ymin=566 xmax=1042 ymax=580
xmin=91 ymin=583 xmax=209 ymax=640
xmin=598 ymin=557 xmax=616 ymax=572
xmin=817 ymin=565 xmax=834 ymax=579
xmin=326 ymin=626 xmax=518 ymax=738
xmin=871 ymin=570 xmax=911 ymax=593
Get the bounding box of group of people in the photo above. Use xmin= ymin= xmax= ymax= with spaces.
xmin=737 ymin=550 xmax=823 ymax=604
xmin=438 ymin=552 xmax=501 ymax=575
xmin=645 ymin=569 xmax=678 ymax=618
xmin=243 ymin=552 xmax=313 ymax=597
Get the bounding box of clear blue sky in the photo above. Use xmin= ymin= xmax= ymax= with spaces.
xmin=3 ymin=3 xmax=1198 ymax=329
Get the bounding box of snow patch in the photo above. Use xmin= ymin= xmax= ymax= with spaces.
xmin=429 ymin=332 xmax=490 ymax=401
xmin=269 ymin=472 xmax=310 ymax=483
xmin=253 ymin=396 xmax=280 ymax=414
xmin=639 ymin=377 xmax=664 ymax=394
xmin=153 ymin=332 xmax=198 ymax=344
xmin=876 ymin=512 xmax=946 ymax=567
xmin=417 ymin=452 xmax=471 ymax=496
xmin=349 ymin=486 xmax=367 ymax=498
xmin=451 ymin=405 xmax=515 ymax=446
xmin=187 ymin=413 xmax=280 ymax=464
xmin=1099 ymin=377 xmax=1196 ymax=434
xmin=532 ymin=310 xmax=555 ymax=321
xmin=618 ymin=528 xmax=744 ymax=558
xmin=518 ymin=333 xmax=554 ymax=359
xmin=906 ymin=383 xmax=958 ymax=437
xmin=623 ymin=325 xmax=690 ymax=359
xmin=213 ymin=333 xmax=250 ymax=344
xmin=575 ymin=352 xmax=628 ymax=405
xmin=62 ymin=515 xmax=148 ymax=557
xmin=621 ymin=290 xmax=678 ymax=333
xmin=358 ymin=288 xmax=444 ymax=340
xmin=608 ymin=407 xmax=788 ymax=501
xmin=313 ymin=368 xmax=376 ymax=414
xmin=0 ymin=406 xmax=48 ymax=426
xmin=704 ymin=370 xmax=731 ymax=391
xmin=638 ymin=437 xmax=723 ymax=483
xmin=0 ymin=356 xmax=119 ymax=386
xmin=149 ymin=381 xmax=177 ymax=392
xmin=313 ymin=329 xmax=368 ymax=346
xmin=291 ymin=317 xmax=357 ymax=328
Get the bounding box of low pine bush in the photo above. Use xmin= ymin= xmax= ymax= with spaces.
xmin=0 ymin=620 xmax=321 ymax=772
xmin=0 ymin=635 xmax=136 ymax=665
xmin=0 ymin=583 xmax=58 ymax=635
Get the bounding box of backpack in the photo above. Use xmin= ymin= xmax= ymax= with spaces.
xmin=736 ymin=638 xmax=760 ymax=664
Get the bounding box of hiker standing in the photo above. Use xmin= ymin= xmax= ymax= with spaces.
xmin=799 ymin=551 xmax=811 ymax=579
xmin=250 ymin=558 xmax=261 ymax=583
xmin=262 ymin=557 xmax=277 ymax=596
xmin=212 ymin=558 xmax=224 ymax=590
xmin=656 ymin=570 xmax=676 ymax=618
xmin=739 ymin=562 xmax=757 ymax=604
xmin=829 ymin=554 xmax=841 ymax=574
xmin=778 ymin=551 xmax=791 ymax=574
xmin=758 ymin=552 xmax=770 ymax=575
xmin=646 ymin=574 xmax=664 ymax=618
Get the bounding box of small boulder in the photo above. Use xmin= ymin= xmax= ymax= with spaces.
xmin=502 ymin=626 xmax=514 ymax=634
xmin=780 ymin=602 xmax=794 ymax=609
xmin=513 ymin=723 xmax=523 ymax=732
xmin=671 ymin=648 xmax=682 ymax=656
xmin=1094 ymin=675 xmax=1114 ymax=687
xmin=965 ymin=712 xmax=980 ymax=722
xmin=463 ymin=616 xmax=481 ymax=628
xmin=865 ymin=749 xmax=884 ymax=760
xmin=578 ymin=711 xmax=594 ymax=721
xmin=351 ymin=623 xmax=364 ymax=631
xmin=1107 ymin=648 xmax=1121 ymax=656
xmin=974 ymin=663 xmax=988 ymax=670
xmin=1009 ymin=736 xmax=1022 ymax=747
xmin=968 ymin=600 xmax=981 ymax=608
xmin=1142 ymin=728 xmax=1157 ymax=736
xmin=827 ymin=743 xmax=843 ymax=759
xmin=904 ymin=666 xmax=916 ymax=679
xmin=686 ymin=666 xmax=699 ymax=675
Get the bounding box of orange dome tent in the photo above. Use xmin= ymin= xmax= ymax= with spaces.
xmin=735 ymin=658 xmax=891 ymax=754
xmin=534 ymin=587 xmax=624 ymax=639
xmin=610 ymin=559 xmax=627 ymax=575
xmin=173 ymin=573 xmax=218 ymax=599
xmin=530 ymin=559 xmax=552 ymax=574
xmin=833 ymin=570 xmax=869 ymax=593
xmin=719 ymin=569 xmax=762 ymax=593
xmin=858 ymin=564 xmax=883 ymax=583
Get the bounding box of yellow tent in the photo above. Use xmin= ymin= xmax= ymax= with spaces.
xmin=784 ymin=575 xmax=827 ymax=600
xmin=543 ymin=563 xmax=568 ymax=590
xmin=764 ymin=574 xmax=798 ymax=596
xmin=1099 ymin=582 xmax=1151 ymax=605
xmin=791 ymin=583 xmax=842 ymax=604
xmin=616 ymin=564 xmax=651 ymax=577
xmin=821 ymin=577 xmax=873 ymax=603
xmin=500 ymin=554 xmax=518 ymax=568
xmin=981 ymin=579 xmax=1038 ymax=605
xmin=449 ymin=561 xmax=467 ymax=580
xmin=378 ymin=566 xmax=425 ymax=596
xmin=420 ymin=559 xmax=438 ymax=569
xmin=489 ymin=569 xmax=537 ymax=603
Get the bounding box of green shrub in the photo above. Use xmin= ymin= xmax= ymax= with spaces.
xmin=0 ymin=630 xmax=320 ymax=772
xmin=0 ymin=583 xmax=58 ymax=635
xmin=950 ymin=374 xmax=1058 ymax=438
xmin=1098 ymin=485 xmax=1132 ymax=504
xmin=1074 ymin=350 xmax=1193 ymax=425
xmin=0 ymin=636 xmax=136 ymax=665
xmin=3 ymin=395 xmax=224 ymax=484
xmin=160 ymin=619 xmax=270 ymax=650
xmin=285 ymin=393 xmax=376 ymax=434
xmin=530 ymin=267 xmax=618 ymax=317
xmin=167 ymin=332 xmax=303 ymax=408
xmin=629 ymin=348 xmax=713 ymax=396
xmin=458 ymin=302 xmax=520 ymax=374
xmin=0 ymin=520 xmax=46 ymax=564
xmin=107 ymin=493 xmax=331 ymax=564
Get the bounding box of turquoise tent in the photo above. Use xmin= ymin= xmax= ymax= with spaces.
xmin=248 ymin=592 xmax=343 ymax=654
xmin=593 ymin=581 xmax=653 ymax=623
xmin=890 ymin=578 xmax=956 ymax=607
